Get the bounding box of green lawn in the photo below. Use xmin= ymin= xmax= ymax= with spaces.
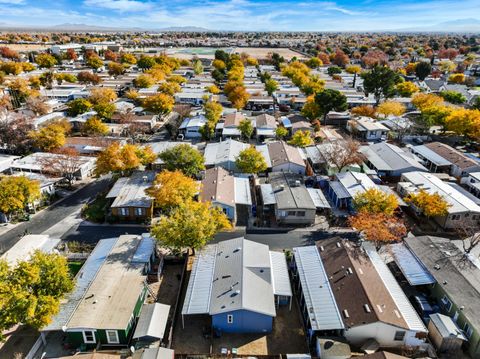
xmin=68 ymin=261 xmax=84 ymax=277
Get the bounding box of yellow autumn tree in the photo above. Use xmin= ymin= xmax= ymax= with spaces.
xmin=377 ymin=101 xmax=406 ymax=117
xmin=29 ymin=119 xmax=71 ymax=152
xmin=445 ymin=108 xmax=480 ymax=139
xmin=150 ymin=200 xmax=232 ymax=252
xmin=349 ymin=213 xmax=407 ymax=248
xmin=353 ymin=188 xmax=399 ymax=215
xmin=288 ymin=130 xmax=313 ymax=147
xmin=396 ymin=81 xmax=419 ymax=97
xmin=146 ymin=170 xmax=198 ymax=211
xmin=404 ymin=189 xmax=450 ymax=218
xmin=412 ymin=93 xmax=444 ymax=111
xmin=94 ymin=143 xmax=156 ymax=176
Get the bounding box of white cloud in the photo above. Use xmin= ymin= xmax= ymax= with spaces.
xmin=84 ymin=0 xmax=153 ymax=12
xmin=0 ymin=0 xmax=25 ymax=4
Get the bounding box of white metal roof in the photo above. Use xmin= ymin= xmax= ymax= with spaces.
xmin=363 ymin=243 xmax=426 ymax=332
xmin=234 ymin=177 xmax=252 ymax=205
xmin=1 ymin=234 xmax=60 ymax=266
xmin=260 ymin=183 xmax=277 ymax=205
xmin=293 ymin=246 xmax=344 ymax=331
xmin=390 ymin=243 xmax=436 ymax=286
xmin=307 ymin=188 xmax=331 ymax=209
xmin=269 ymin=251 xmax=292 ymax=297
xmin=182 ymin=244 xmax=217 ymax=315
xmin=429 ymin=313 xmax=466 ymax=340
xmin=401 ymin=171 xmax=480 ymax=214
xmin=133 ymin=303 xmax=170 ymax=340
xmin=132 ymin=235 xmax=156 ymax=263
xmin=412 ymin=145 xmax=451 ymax=166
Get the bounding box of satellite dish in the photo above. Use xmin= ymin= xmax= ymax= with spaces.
xmin=62 ymin=326 xmax=67 ymax=332
xmin=130 ymin=346 xmax=135 ymax=353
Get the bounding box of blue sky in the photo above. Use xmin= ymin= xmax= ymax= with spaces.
xmin=0 ymin=0 xmax=479 ymax=31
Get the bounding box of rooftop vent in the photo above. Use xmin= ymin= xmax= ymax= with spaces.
xmin=343 ymin=309 xmax=350 ymax=318
xmin=319 ymin=246 xmax=324 ymax=252
xmin=364 ymin=304 xmax=371 ymax=313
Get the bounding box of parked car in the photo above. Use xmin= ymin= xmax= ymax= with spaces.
xmin=410 ymin=294 xmax=439 ymax=324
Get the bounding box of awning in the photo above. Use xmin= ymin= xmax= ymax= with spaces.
xmin=390 ymin=243 xmax=436 ymax=286
xmin=307 ymin=188 xmax=331 ymax=209
xmin=133 ymin=303 xmax=170 ymax=340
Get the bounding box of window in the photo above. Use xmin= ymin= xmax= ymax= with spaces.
xmin=106 ymin=330 xmax=119 ymax=344
xmin=394 ymin=331 xmax=406 ymax=341
xmin=441 ymin=295 xmax=453 ymax=312
xmin=83 ymin=330 xmax=96 ymax=344
xmin=118 ymin=208 xmax=129 ymax=216
xmin=287 ymin=211 xmax=296 ymax=216
xmin=451 ymin=214 xmax=461 ymax=221
xmin=134 ymin=207 xmax=145 ymax=216
xmin=296 ymin=211 xmax=306 ymax=217
xmin=464 ymin=323 xmax=473 ymax=338
xmin=227 ymin=315 xmax=233 ymax=324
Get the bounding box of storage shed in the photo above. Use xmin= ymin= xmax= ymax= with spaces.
xmin=428 ymin=313 xmax=466 ymax=353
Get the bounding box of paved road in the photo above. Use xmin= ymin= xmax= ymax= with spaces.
xmin=0 ymin=177 xmax=111 ymax=255
xmin=62 ymin=224 xmax=147 ymax=243
xmin=60 ymin=224 xmax=358 ymax=250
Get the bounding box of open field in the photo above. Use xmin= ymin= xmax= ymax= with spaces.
xmin=233 ymin=47 xmax=308 ymax=60
xmin=3 ymin=44 xmax=48 ymax=52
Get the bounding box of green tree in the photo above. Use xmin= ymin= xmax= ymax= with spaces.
xmin=204 ymin=100 xmax=223 ymax=124
xmin=361 ymin=65 xmax=401 ymax=104
xmin=415 ymin=61 xmax=431 ymax=80
xmin=327 ymin=66 xmax=342 ymax=76
xmin=440 ymin=90 xmax=467 ymax=105
xmin=238 ymin=119 xmax=254 ymax=140
xmin=35 ymin=53 xmax=57 ymax=68
xmin=137 ymin=56 xmax=156 ymax=70
xmin=235 ymin=146 xmax=267 ymax=174
xmin=314 ymin=89 xmax=348 ymax=122
xmin=288 ymin=130 xmax=313 ymax=147
xmin=159 ymin=144 xmax=205 ymax=177
xmin=265 ymin=78 xmax=279 ymax=113
xmin=67 ymin=98 xmax=93 ymax=117
xmin=151 ymin=200 xmax=232 ymax=253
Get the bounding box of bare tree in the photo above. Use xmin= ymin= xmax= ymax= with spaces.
xmin=26 ymin=96 xmax=51 ymax=116
xmin=39 ymin=148 xmax=84 ymax=188
xmin=321 ymin=137 xmax=365 ymax=173
xmin=456 ymin=217 xmax=480 ymax=255
xmin=0 ymin=112 xmax=34 ymax=155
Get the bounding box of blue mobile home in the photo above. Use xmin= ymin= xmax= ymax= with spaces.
xmin=181 ymin=237 xmax=292 ymax=334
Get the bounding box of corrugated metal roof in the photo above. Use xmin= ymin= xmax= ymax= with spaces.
xmin=412 ymin=145 xmax=451 ymax=166
xmin=328 ymin=180 xmax=350 ymax=199
xmin=182 ymin=244 xmax=217 ymax=315
xmin=269 ymin=251 xmax=292 ymax=297
xmin=139 ymin=348 xmax=175 ymax=359
xmin=234 ymin=177 xmax=252 ymax=205
xmin=429 ymin=313 xmax=466 ymax=340
xmin=293 ymin=246 xmax=344 ymax=331
xmin=307 ymin=188 xmax=331 ymax=209
xmin=43 ymin=237 xmax=119 ymax=331
xmin=132 ymin=235 xmax=155 ymax=263
xmin=260 ymin=184 xmax=277 ymax=205
xmin=106 ymin=177 xmax=130 ymax=198
xmin=1 ymin=234 xmax=61 ymax=266
xmin=256 ymin=144 xmax=272 ymax=168
xmin=133 ymin=303 xmax=170 ymax=340
xmin=363 ymin=243 xmax=426 ymax=332
xmin=110 ymin=171 xmax=156 ymax=208
xmin=390 ymin=243 xmax=436 ymax=286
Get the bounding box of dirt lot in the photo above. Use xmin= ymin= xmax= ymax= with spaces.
xmin=5 ymin=44 xmax=48 ymax=52
xmin=212 ymin=301 xmax=308 ymax=355
xmin=233 ymin=47 xmax=307 ymax=60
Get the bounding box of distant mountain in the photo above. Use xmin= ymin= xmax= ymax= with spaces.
xmin=158 ymin=26 xmax=212 ymax=32
xmin=51 ymin=23 xmax=145 ymax=32
xmin=397 ymin=18 xmax=480 ymax=33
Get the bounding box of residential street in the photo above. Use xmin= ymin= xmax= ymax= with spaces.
xmin=0 ymin=177 xmax=111 ymax=255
